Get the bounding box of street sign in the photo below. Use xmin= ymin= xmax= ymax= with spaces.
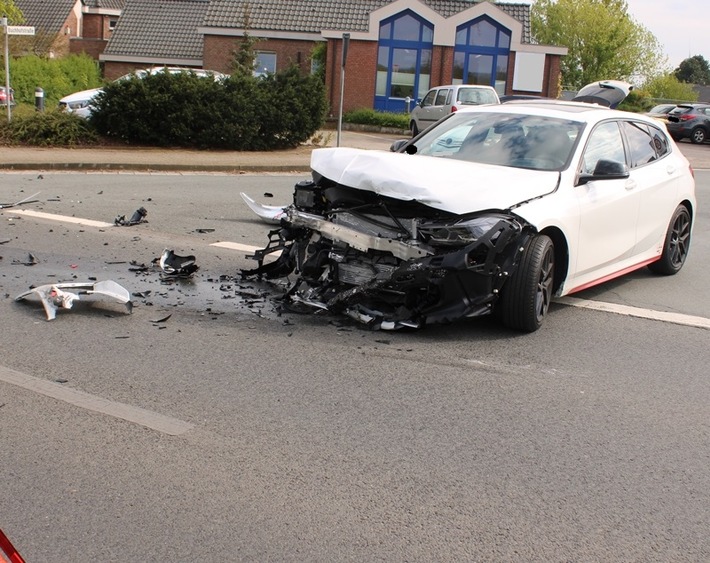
xmin=6 ymin=26 xmax=35 ymax=36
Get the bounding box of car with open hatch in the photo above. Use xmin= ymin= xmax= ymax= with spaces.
xmin=241 ymin=83 xmax=696 ymax=332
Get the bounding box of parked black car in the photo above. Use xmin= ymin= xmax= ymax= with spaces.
xmin=666 ymin=103 xmax=710 ymax=144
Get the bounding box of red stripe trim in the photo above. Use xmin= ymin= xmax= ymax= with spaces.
xmin=566 ymin=256 xmax=660 ymax=295
xmin=0 ymin=529 xmax=25 ymax=563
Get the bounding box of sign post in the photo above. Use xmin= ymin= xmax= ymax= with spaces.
xmin=1 ymin=21 xmax=35 ymax=122
xmin=336 ymin=33 xmax=350 ymax=147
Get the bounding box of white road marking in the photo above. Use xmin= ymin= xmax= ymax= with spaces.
xmin=12 ymin=209 xmax=113 ymax=228
xmin=559 ymin=297 xmax=710 ymax=330
xmin=0 ymin=365 xmax=195 ymax=436
xmin=210 ymin=241 xmax=262 ymax=253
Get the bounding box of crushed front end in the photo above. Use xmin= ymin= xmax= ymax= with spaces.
xmin=242 ymin=178 xmax=535 ymax=329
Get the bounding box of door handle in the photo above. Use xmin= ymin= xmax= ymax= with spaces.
xmin=624 ymin=179 xmax=637 ymax=191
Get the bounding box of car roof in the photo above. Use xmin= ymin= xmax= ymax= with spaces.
xmin=455 ymin=100 xmax=663 ymax=125
xmin=59 ymin=87 xmax=103 ymax=103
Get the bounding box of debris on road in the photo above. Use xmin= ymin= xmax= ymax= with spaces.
xmin=12 ymin=253 xmax=39 ymax=266
xmin=0 ymin=191 xmax=40 ymax=209
xmin=114 ymin=206 xmax=148 ymax=226
xmin=157 ymin=249 xmax=199 ymax=277
xmin=240 ymin=192 xmax=287 ymax=224
xmin=15 ymin=280 xmax=133 ymax=321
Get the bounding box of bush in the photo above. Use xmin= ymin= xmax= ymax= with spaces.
xmin=1 ymin=54 xmax=102 ymax=107
xmin=2 ymin=107 xmax=98 ymax=146
xmin=90 ymin=67 xmax=327 ymax=150
xmin=343 ymin=108 xmax=409 ymax=129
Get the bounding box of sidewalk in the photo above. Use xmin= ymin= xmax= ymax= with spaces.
xmin=0 ymin=129 xmax=708 ymax=172
xmin=0 ymin=129 xmax=403 ymax=173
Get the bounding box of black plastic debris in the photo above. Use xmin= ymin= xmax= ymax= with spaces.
xmin=158 ymin=249 xmax=199 ymax=277
xmin=12 ymin=253 xmax=39 ymax=266
xmin=0 ymin=191 xmax=40 ymax=209
xmin=195 ymin=228 xmax=215 ymax=233
xmin=115 ymin=207 xmax=148 ymax=226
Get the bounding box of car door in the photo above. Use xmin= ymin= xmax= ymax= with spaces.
xmin=620 ymin=120 xmax=685 ymax=256
xmin=418 ymin=88 xmax=451 ymax=128
xmin=572 ymin=120 xmax=640 ymax=283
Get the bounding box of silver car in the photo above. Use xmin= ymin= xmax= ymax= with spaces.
xmin=409 ymin=84 xmax=500 ymax=136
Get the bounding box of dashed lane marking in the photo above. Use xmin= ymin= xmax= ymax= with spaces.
xmin=11 ymin=209 xmax=113 ymax=228
xmin=0 ymin=365 xmax=195 ymax=436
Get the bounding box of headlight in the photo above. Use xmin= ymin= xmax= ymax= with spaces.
xmin=418 ymin=215 xmax=505 ymax=246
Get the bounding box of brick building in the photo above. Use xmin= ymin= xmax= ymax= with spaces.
xmin=14 ymin=0 xmax=123 ymax=59
xmin=99 ymin=0 xmax=567 ymax=114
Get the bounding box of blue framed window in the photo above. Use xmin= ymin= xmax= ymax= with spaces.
xmin=374 ymin=10 xmax=433 ymax=113
xmin=453 ymin=16 xmax=511 ymax=95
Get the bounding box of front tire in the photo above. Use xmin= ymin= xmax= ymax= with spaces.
xmin=498 ymin=234 xmax=555 ymax=332
xmin=410 ymin=121 xmax=419 ymax=137
xmin=648 ymin=205 xmax=692 ymax=275
xmin=690 ymin=127 xmax=706 ymax=144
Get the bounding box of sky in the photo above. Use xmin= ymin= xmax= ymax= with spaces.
xmin=497 ymin=0 xmax=709 ymax=71
xmin=624 ymin=0 xmax=708 ymax=70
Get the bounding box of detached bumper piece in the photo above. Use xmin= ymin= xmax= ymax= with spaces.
xmin=158 ymin=249 xmax=199 ymax=277
xmin=15 ymin=280 xmax=133 ymax=321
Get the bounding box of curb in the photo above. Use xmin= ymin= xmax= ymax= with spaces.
xmin=0 ymin=162 xmax=313 ymax=173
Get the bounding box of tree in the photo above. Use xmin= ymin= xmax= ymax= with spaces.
xmin=0 ymin=0 xmax=23 ymax=23
xmin=531 ymin=0 xmax=665 ymax=89
xmin=674 ymin=55 xmax=710 ymax=85
xmin=643 ymin=73 xmax=698 ymax=102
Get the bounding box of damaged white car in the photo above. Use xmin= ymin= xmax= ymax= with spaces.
xmin=243 ymin=86 xmax=696 ymax=331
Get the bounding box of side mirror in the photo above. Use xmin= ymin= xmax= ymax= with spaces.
xmin=390 ymin=139 xmax=410 ymax=153
xmin=577 ymin=159 xmax=629 ymax=185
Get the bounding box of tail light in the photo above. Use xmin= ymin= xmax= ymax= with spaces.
xmin=451 ymin=105 xmax=458 ymax=113
xmin=679 ymin=114 xmax=695 ymax=121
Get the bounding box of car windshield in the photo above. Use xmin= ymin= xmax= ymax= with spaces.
xmin=414 ymin=112 xmax=583 ymax=171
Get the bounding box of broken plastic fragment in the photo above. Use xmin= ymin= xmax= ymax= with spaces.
xmin=15 ymin=280 xmax=133 ymax=321
xmin=158 ymin=249 xmax=199 ymax=276
xmin=240 ymin=192 xmax=287 ymax=225
xmin=115 ymin=207 xmax=148 ymax=226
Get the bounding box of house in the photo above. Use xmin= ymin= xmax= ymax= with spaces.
xmin=13 ymin=0 xmax=124 ymax=58
xmin=14 ymin=0 xmax=567 ymax=115
xmin=100 ymin=0 xmax=566 ymax=115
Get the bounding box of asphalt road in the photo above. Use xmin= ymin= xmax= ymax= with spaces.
xmin=1 ymin=171 xmax=709 ymax=561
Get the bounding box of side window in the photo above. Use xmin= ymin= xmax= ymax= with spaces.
xmin=621 ymin=121 xmax=657 ymax=167
xmin=581 ymin=121 xmax=625 ymax=175
xmin=421 ymin=90 xmax=436 ymax=107
xmin=648 ymin=124 xmax=670 ymax=158
xmin=445 ymin=89 xmax=453 ymax=105
xmin=434 ymin=89 xmax=449 ymax=106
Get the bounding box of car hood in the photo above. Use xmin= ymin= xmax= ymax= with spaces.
xmin=310 ymin=148 xmax=560 ymax=215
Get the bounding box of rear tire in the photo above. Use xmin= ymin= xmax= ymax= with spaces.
xmin=498 ymin=235 xmax=555 ymax=332
xmin=690 ymin=127 xmax=706 ymax=144
xmin=648 ymin=205 xmax=691 ymax=275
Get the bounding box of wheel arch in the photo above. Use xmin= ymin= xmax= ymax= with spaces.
xmin=538 ymin=225 xmax=569 ymax=294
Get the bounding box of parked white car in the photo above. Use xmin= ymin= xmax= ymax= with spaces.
xmin=243 ymin=83 xmax=695 ymax=332
xmin=409 ymin=84 xmax=500 ymax=136
xmin=58 ymin=67 xmax=227 ymax=118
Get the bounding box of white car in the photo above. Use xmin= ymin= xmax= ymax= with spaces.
xmin=57 ymin=87 xmax=102 ymax=118
xmin=243 ymin=85 xmax=696 ymax=332
xmin=58 ymin=67 xmax=227 ymax=118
